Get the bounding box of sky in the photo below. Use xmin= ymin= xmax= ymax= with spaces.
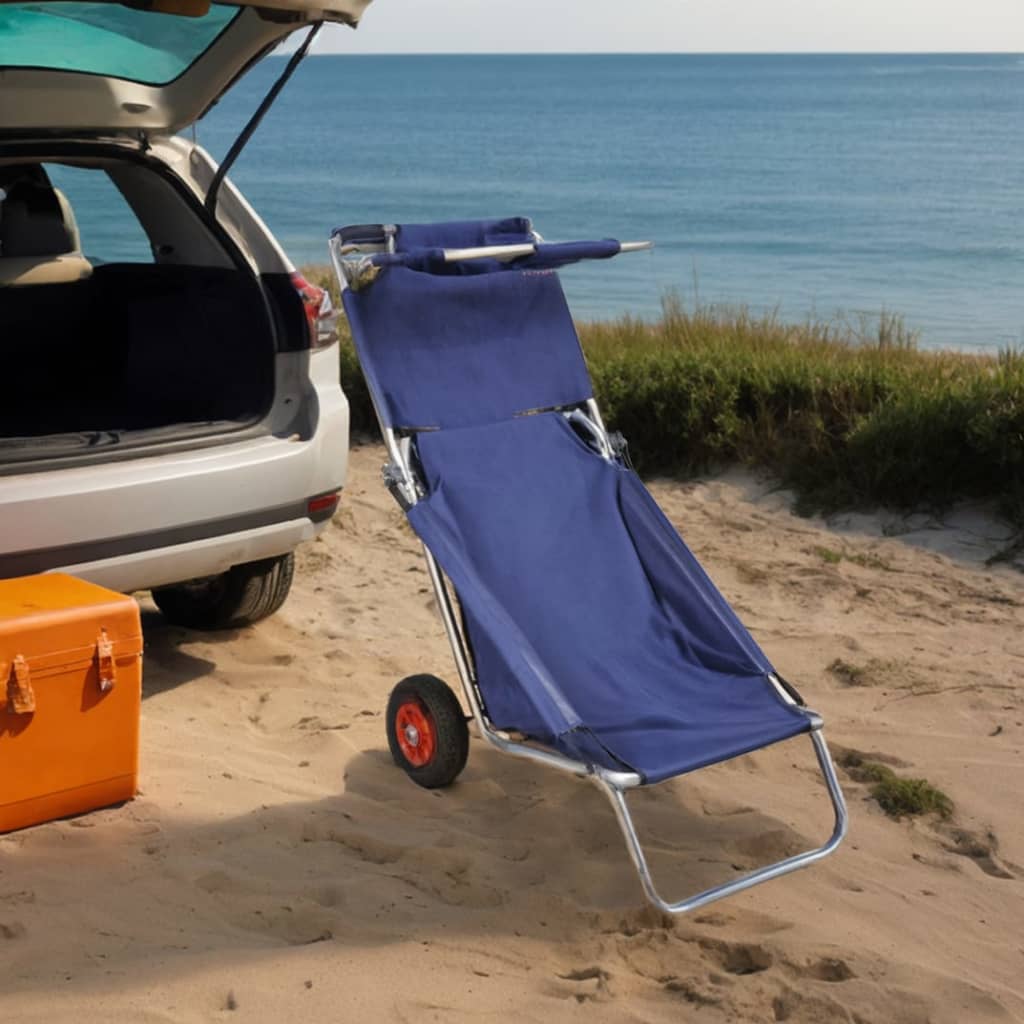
xmin=315 ymin=0 xmax=1024 ymax=54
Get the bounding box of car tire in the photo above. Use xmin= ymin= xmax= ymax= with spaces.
xmin=152 ymin=552 xmax=295 ymax=630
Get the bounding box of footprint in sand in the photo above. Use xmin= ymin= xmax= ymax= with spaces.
xmin=232 ymin=904 xmax=336 ymax=947
xmin=803 ymin=956 xmax=856 ymax=982
xmin=699 ymin=938 xmax=774 ymax=975
xmin=660 ymin=975 xmax=722 ymax=1007
xmin=601 ymin=903 xmax=677 ymax=936
xmin=552 ymin=966 xmax=612 ymax=1004
xmin=771 ymin=985 xmax=857 ymax=1023
xmin=940 ymin=826 xmax=1018 ymax=880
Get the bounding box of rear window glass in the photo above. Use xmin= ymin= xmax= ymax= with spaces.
xmin=0 ymin=2 xmax=240 ymax=85
xmin=46 ymin=164 xmax=153 ymax=264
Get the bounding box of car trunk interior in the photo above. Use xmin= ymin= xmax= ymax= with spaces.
xmin=0 ymin=156 xmax=277 ymax=457
xmin=1 ymin=264 xmax=274 ymax=438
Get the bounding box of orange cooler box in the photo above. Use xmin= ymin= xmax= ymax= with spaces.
xmin=0 ymin=574 xmax=142 ymax=833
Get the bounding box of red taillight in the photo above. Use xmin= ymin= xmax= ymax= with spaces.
xmin=308 ymin=492 xmax=340 ymax=517
xmin=291 ymin=272 xmax=338 ymax=350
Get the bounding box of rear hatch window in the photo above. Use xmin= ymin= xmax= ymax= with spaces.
xmin=0 ymin=0 xmax=370 ymax=135
xmin=0 ymin=2 xmax=240 ymax=85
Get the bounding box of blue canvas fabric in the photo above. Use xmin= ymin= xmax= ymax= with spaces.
xmin=342 ymin=266 xmax=593 ymax=430
xmin=339 ymin=218 xmax=814 ymax=784
xmin=522 ymin=239 xmax=620 ymax=268
xmin=395 ymin=217 xmax=534 ymax=250
xmin=407 ymin=413 xmax=812 ymax=783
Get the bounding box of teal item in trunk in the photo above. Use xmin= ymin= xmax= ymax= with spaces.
xmin=0 ymin=2 xmax=239 ymax=85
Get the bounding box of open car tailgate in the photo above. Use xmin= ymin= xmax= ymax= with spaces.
xmin=0 ymin=0 xmax=371 ymax=135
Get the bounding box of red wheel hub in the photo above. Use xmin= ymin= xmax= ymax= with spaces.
xmin=394 ymin=700 xmax=436 ymax=767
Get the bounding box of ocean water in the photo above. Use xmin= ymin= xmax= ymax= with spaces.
xmin=85 ymin=54 xmax=1024 ymax=350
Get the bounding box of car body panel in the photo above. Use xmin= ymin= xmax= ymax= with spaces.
xmin=0 ymin=347 xmax=348 ymax=592
xmin=160 ymin=136 xmax=293 ymax=274
xmin=0 ymin=0 xmax=371 ymax=135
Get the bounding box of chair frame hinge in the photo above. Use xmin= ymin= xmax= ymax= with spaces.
xmin=382 ymin=461 xmax=416 ymax=511
xmin=608 ymin=431 xmax=634 ymax=468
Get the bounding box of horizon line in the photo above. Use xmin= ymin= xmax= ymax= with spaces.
xmin=288 ymin=49 xmax=1024 ymax=57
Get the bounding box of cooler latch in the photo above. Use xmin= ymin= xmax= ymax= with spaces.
xmin=7 ymin=655 xmax=36 ymax=715
xmin=96 ymin=630 xmax=116 ymax=693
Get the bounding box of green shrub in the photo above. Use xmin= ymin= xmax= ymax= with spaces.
xmin=305 ymin=267 xmax=1023 ymax=534
xmin=337 ymin=337 xmax=376 ymax=438
xmin=863 ymin=764 xmax=954 ymax=820
xmin=811 ymin=546 xmax=892 ymax=571
xmin=840 ymin=752 xmax=953 ymax=819
xmin=827 ymin=658 xmax=867 ymax=686
xmin=813 ymin=546 xmax=844 ymax=565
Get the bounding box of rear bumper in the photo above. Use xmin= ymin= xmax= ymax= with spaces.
xmin=0 ymin=501 xmax=336 ymax=593
xmin=53 ymin=517 xmax=324 ymax=593
xmin=0 ymin=397 xmax=348 ymax=592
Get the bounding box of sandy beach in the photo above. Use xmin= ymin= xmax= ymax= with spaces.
xmin=2 ymin=441 xmax=1022 ymax=1023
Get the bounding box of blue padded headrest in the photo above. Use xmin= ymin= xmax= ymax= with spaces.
xmin=395 ymin=217 xmax=534 ymax=252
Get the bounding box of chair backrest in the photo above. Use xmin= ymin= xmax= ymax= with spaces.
xmin=341 ymin=219 xmax=595 ymax=431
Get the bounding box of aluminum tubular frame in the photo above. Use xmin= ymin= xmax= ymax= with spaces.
xmin=329 ymin=235 xmax=849 ymax=914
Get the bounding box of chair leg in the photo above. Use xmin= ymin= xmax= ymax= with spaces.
xmin=594 ymin=730 xmax=848 ymax=915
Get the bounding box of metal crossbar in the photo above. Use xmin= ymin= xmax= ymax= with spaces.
xmin=330 ymin=232 xmax=652 ymax=287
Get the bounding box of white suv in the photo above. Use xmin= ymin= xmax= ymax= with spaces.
xmin=0 ymin=0 xmax=371 ymax=628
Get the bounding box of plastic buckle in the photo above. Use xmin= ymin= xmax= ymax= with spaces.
xmin=96 ymin=630 xmax=116 ymax=694
xmin=7 ymin=655 xmax=35 ymax=715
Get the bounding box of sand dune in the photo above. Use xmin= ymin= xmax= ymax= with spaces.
xmin=2 ymin=443 xmax=1022 ymax=1023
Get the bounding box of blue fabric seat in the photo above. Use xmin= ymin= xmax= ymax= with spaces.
xmin=408 ymin=412 xmax=812 ymax=784
xmin=340 ymin=217 xmax=814 ymax=785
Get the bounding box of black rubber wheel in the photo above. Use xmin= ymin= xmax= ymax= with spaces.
xmin=386 ymin=674 xmax=470 ymax=789
xmin=152 ymin=552 xmax=295 ymax=630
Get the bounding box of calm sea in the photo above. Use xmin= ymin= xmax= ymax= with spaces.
xmin=88 ymin=54 xmax=1024 ymax=350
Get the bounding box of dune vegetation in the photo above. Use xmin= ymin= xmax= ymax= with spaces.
xmin=307 ymin=268 xmax=1023 ymax=536
xmin=838 ymin=750 xmax=954 ymax=820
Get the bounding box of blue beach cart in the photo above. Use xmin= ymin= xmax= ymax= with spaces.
xmin=329 ymin=218 xmax=847 ymax=913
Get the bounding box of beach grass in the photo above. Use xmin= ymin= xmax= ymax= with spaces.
xmin=839 ymin=751 xmax=954 ymax=820
xmin=309 ymin=268 xmax=1024 ymax=534
xmin=578 ymin=296 xmax=1023 ymax=532
xmin=827 ymin=658 xmax=870 ymax=686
